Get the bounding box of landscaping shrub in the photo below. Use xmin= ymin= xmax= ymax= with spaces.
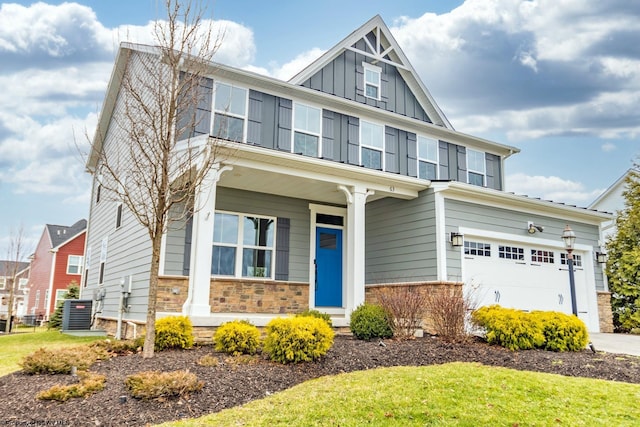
xmin=197 ymin=354 xmax=219 ymax=367
xmin=37 ymin=372 xmax=106 ymax=401
xmin=263 ymin=317 xmax=334 ymax=364
xmin=472 ymin=305 xmax=587 ymax=352
xmin=213 ymin=320 xmax=261 ymax=356
xmin=90 ymin=338 xmax=143 ymax=355
xmin=530 ymin=311 xmax=589 ymax=351
xmin=21 ymin=346 xmax=108 ymax=374
xmin=125 ymin=370 xmax=203 ymax=400
xmin=295 ymin=309 xmax=333 ymax=327
xmin=155 ymin=316 xmax=194 ymax=351
xmin=375 ymin=286 xmax=426 ymax=339
xmin=349 ymin=303 xmax=393 ymax=340
xmin=425 ymin=286 xmax=475 ymax=341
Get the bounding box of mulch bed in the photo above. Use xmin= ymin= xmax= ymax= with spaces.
xmin=1 ymin=335 xmax=639 ymax=426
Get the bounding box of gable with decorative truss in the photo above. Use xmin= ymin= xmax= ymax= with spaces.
xmin=290 ymin=15 xmax=452 ymax=129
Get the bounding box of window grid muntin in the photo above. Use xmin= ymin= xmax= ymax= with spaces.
xmin=363 ymin=63 xmax=381 ymax=100
xmin=417 ymin=136 xmax=438 ymax=180
xmin=531 ymin=249 xmax=554 ymax=264
xmin=499 ymin=245 xmax=525 ymax=260
xmin=560 ymin=253 xmax=582 ymax=267
xmin=67 ymin=255 xmax=84 ymax=275
xmin=360 ymin=120 xmax=384 ymax=170
xmin=212 ymin=211 xmax=276 ymax=279
xmin=464 ymin=241 xmax=491 ymax=257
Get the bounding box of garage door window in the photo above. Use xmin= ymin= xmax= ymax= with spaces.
xmin=531 ymin=249 xmax=554 ymax=264
xmin=498 ymin=245 xmax=524 ymax=260
xmin=464 ymin=241 xmax=491 ymax=256
xmin=560 ymin=253 xmax=582 ymax=267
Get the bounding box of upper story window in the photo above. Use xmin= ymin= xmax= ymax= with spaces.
xmin=467 ymin=149 xmax=486 ymax=187
xmin=417 ymin=136 xmax=438 ymax=180
xmin=213 ymin=82 xmax=247 ymax=142
xmin=67 ymin=255 xmax=84 ymax=275
xmin=0 ymin=277 xmax=5 ymax=290
xmin=293 ymin=103 xmax=321 ymax=157
xmin=363 ymin=63 xmax=381 ymax=100
xmin=115 ymin=204 xmax=123 ymax=229
xmin=212 ymin=212 xmax=276 ymax=279
xmin=360 ymin=120 xmax=384 ymax=170
xmin=18 ymin=278 xmax=28 ymax=290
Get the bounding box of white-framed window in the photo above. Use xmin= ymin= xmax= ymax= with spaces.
xmin=54 ymin=289 xmax=67 ymax=309
xmin=0 ymin=277 xmax=5 ymax=290
xmin=99 ymin=237 xmax=108 ymax=285
xmin=18 ymin=278 xmax=28 ymax=290
xmin=498 ymin=245 xmax=525 ymax=261
xmin=531 ymin=249 xmax=554 ymax=264
xmin=67 ymin=255 xmax=84 ymax=275
xmin=417 ymin=136 xmax=438 ymax=180
xmin=293 ymin=103 xmax=321 ymax=157
xmin=464 ymin=241 xmax=491 ymax=257
xmin=212 ymin=211 xmax=276 ymax=279
xmin=467 ymin=148 xmax=486 ymax=187
xmin=560 ymin=253 xmax=583 ymax=268
xmin=363 ymin=62 xmax=381 ymax=100
xmin=360 ymin=120 xmax=384 ymax=170
xmin=213 ymin=82 xmax=247 ymax=142
xmin=34 ymin=290 xmax=40 ymax=310
xmin=115 ymin=203 xmax=123 ymax=229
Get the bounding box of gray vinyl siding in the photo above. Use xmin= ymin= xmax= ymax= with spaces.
xmin=163 ymin=207 xmax=189 ymax=276
xmin=83 ymin=51 xmax=158 ymax=323
xmin=444 ymin=199 xmax=605 ymax=290
xmin=300 ymin=48 xmax=431 ymax=123
xmin=365 ymin=190 xmax=437 ymax=283
xmin=216 ymin=187 xmax=311 ymax=282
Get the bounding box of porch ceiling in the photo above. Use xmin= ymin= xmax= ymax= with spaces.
xmin=217 ymin=142 xmax=429 ymax=205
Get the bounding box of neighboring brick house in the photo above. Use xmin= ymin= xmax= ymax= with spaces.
xmin=84 ymin=15 xmax=612 ymax=337
xmin=0 ymin=261 xmax=30 ymax=319
xmin=26 ymin=220 xmax=86 ymax=320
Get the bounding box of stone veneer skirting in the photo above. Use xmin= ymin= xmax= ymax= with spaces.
xmin=596 ymin=291 xmax=614 ymax=333
xmin=365 ymin=281 xmax=463 ymax=335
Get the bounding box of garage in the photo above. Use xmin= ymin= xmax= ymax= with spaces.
xmin=462 ymin=237 xmax=591 ymax=326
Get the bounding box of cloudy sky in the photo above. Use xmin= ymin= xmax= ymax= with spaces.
xmin=1 ymin=0 xmax=638 ymax=256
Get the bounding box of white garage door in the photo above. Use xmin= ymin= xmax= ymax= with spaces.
xmin=463 ymin=238 xmax=590 ymax=324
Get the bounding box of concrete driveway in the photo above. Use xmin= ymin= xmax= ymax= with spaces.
xmin=589 ymin=333 xmax=640 ymax=356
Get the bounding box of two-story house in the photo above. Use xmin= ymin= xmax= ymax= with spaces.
xmin=0 ymin=261 xmax=30 ymax=321
xmin=83 ymin=16 xmax=612 ymax=337
xmin=26 ymin=220 xmax=87 ymax=320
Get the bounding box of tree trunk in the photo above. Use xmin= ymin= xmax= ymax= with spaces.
xmin=142 ymin=233 xmax=163 ymax=358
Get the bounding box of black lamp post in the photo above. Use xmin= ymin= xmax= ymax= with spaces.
xmin=561 ymin=225 xmax=578 ymax=316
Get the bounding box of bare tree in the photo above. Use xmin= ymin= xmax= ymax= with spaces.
xmin=3 ymin=226 xmax=28 ymax=333
xmin=91 ymin=0 xmax=226 ymax=357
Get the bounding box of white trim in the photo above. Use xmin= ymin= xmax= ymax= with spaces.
xmin=66 ymin=255 xmax=84 ymax=275
xmin=212 ymin=210 xmax=277 ymax=280
xmin=417 ymin=135 xmax=438 ymax=180
xmin=435 ymin=191 xmax=447 ymax=281
xmin=458 ymin=227 xmax=594 ymax=252
xmin=46 ymin=251 xmax=57 ymax=318
xmin=212 ymin=81 xmax=249 ymax=143
xmin=466 ymin=148 xmax=486 ymax=187
xmin=308 ymin=203 xmax=347 ymax=310
xmin=359 ymin=119 xmax=385 ymax=171
xmin=292 ymin=102 xmax=322 ymax=157
xmin=363 ymin=62 xmax=382 ymax=101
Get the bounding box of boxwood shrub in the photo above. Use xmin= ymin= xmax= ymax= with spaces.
xmin=349 ymin=303 xmax=393 ymax=340
xmin=213 ymin=320 xmax=261 ymax=356
xmin=263 ymin=316 xmax=334 ymax=364
xmin=155 ymin=316 xmax=194 ymax=351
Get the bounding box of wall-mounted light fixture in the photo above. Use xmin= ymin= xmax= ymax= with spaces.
xmin=595 ymin=251 xmax=607 ymax=264
xmin=450 ymin=232 xmax=464 ymax=247
xmin=527 ymin=221 xmax=544 ymax=234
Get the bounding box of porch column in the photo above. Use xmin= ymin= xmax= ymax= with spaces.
xmin=183 ymin=164 xmax=232 ymax=317
xmin=339 ymin=185 xmax=374 ymax=320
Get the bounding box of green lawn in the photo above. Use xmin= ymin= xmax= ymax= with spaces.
xmin=0 ymin=328 xmax=105 ymax=376
xmin=163 ymin=362 xmax=640 ymax=427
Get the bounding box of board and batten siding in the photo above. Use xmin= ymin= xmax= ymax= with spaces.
xmin=365 ymin=190 xmax=437 ymax=284
xmin=300 ymin=42 xmax=431 ymax=123
xmin=163 ymin=204 xmax=190 ymax=277
xmin=444 ymin=199 xmax=606 ymax=290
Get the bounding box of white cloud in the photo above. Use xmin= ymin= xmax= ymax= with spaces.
xmin=601 ymin=142 xmax=616 ymax=152
xmin=271 ymin=48 xmax=325 ymax=81
xmin=506 ymin=173 xmax=604 ymax=205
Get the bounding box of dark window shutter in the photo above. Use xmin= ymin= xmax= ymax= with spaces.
xmin=182 ymin=215 xmax=193 ymax=276
xmin=407 ymin=132 xmax=417 ymax=177
xmin=456 ymin=145 xmax=467 ymax=182
xmin=277 ymin=98 xmax=292 ymax=151
xmin=275 ymin=218 xmax=290 ymax=281
xmin=439 ymin=140 xmax=450 ymax=179
xmin=347 ymin=115 xmax=359 ymax=165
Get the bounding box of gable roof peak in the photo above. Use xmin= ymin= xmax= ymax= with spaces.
xmin=288 ymin=15 xmax=453 ymax=130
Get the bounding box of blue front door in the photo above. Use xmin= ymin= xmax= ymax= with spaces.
xmin=315 ymin=227 xmax=343 ymax=307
